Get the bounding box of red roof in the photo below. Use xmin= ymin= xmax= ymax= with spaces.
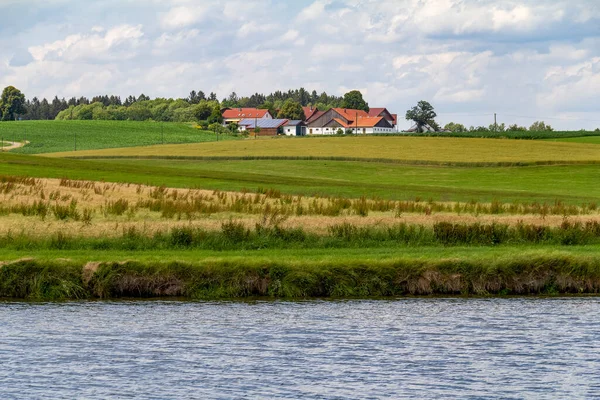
xmin=354 ymin=116 xmax=385 ymax=128
xmin=222 ymin=108 xmax=270 ymax=119
xmin=332 ymin=108 xmax=370 ymax=121
xmin=368 ymin=108 xmax=386 ymax=117
xmin=302 ymin=106 xmax=318 ymax=121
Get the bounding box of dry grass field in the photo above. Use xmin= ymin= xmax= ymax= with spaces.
xmin=48 ymin=136 xmax=600 ymax=164
xmin=2 ymin=176 xmax=600 ymax=239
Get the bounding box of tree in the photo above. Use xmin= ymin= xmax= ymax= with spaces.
xmin=444 ymin=122 xmax=467 ymax=132
xmin=508 ymin=124 xmax=527 ymax=132
xmin=341 ymin=90 xmax=369 ymax=112
xmin=258 ymin=101 xmax=277 ymax=119
xmin=405 ymin=101 xmax=437 ymax=132
xmin=277 ymin=99 xmax=305 ymax=120
xmin=0 ymin=86 xmax=27 ymax=121
xmin=529 ymin=121 xmax=553 ymax=132
xmin=207 ymin=104 xmax=223 ymax=124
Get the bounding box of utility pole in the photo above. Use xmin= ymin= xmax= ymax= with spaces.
xmin=255 ymin=117 xmax=257 ymax=139
xmin=494 ymin=113 xmax=497 ymax=132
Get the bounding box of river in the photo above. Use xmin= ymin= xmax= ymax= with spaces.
xmin=1 ymin=298 xmax=599 ymax=399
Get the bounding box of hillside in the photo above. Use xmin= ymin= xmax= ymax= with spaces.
xmin=0 ymin=120 xmax=236 ymax=154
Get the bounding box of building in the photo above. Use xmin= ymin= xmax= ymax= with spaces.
xmin=306 ymin=108 xmax=395 ymax=135
xmin=368 ymin=108 xmax=397 ymax=129
xmin=222 ymin=108 xmax=273 ymax=124
xmin=283 ymin=120 xmax=307 ymax=136
xmin=238 ymin=118 xmax=289 ymax=136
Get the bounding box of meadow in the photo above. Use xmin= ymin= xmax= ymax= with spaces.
xmin=50 ymin=135 xmax=600 ymax=165
xmin=3 ymin=124 xmax=600 ymax=299
xmin=0 ymin=120 xmax=235 ymax=154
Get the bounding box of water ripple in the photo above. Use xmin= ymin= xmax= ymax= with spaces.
xmin=1 ymin=298 xmax=599 ymax=399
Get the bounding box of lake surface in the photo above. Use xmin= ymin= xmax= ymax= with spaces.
xmin=1 ymin=298 xmax=599 ymax=399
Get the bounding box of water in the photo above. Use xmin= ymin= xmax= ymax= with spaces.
xmin=1 ymin=298 xmax=599 ymax=399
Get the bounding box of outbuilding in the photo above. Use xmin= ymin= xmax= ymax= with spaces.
xmin=283 ymin=120 xmax=307 ymax=136
xmin=238 ymin=118 xmax=289 ymax=136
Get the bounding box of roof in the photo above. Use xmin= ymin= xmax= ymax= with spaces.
xmin=332 ymin=108 xmax=370 ymax=121
xmin=306 ymin=110 xmax=325 ymax=123
xmin=354 ymin=116 xmax=385 ymax=128
xmin=238 ymin=118 xmax=289 ymax=129
xmin=368 ymin=108 xmax=386 ymax=117
xmin=302 ymin=106 xmax=317 ymax=121
xmin=368 ymin=107 xmax=397 ymax=125
xmin=284 ymin=120 xmax=305 ymax=126
xmin=332 ymin=118 xmax=349 ymax=128
xmin=222 ymin=108 xmax=270 ymax=119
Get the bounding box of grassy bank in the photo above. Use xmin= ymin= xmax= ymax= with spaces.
xmin=2 ymin=252 xmax=600 ymax=300
xmin=0 ymin=120 xmax=237 ymax=154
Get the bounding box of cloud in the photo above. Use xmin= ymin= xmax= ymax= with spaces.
xmin=2 ymin=0 xmax=600 ymax=130
xmin=28 ymin=24 xmax=144 ymax=63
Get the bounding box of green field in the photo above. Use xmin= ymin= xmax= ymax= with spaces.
xmin=49 ymin=135 xmax=600 ymax=165
xmin=0 ymin=120 xmax=236 ymax=154
xmin=546 ymin=136 xmax=600 ymax=145
xmin=2 ymin=152 xmax=600 ymax=204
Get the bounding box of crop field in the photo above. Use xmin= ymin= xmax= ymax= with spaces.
xmin=0 ymin=120 xmax=236 ymax=154
xmin=50 ymin=135 xmax=600 ymax=165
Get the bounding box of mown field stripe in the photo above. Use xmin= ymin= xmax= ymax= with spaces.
xmin=1 ymin=153 xmax=593 ymax=203
xmin=62 ymin=154 xmax=600 ymax=168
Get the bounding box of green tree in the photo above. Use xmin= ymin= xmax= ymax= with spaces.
xmin=508 ymin=124 xmax=528 ymax=132
xmin=277 ymin=99 xmax=305 ymax=120
xmin=207 ymin=104 xmax=223 ymax=124
xmin=341 ymin=90 xmax=369 ymax=112
xmin=0 ymin=86 xmax=27 ymax=121
xmin=529 ymin=121 xmax=553 ymax=131
xmin=405 ymin=101 xmax=437 ymax=132
xmin=258 ymin=101 xmax=277 ymax=119
xmin=444 ymin=122 xmax=467 ymax=132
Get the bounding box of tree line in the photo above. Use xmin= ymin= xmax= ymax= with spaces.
xmin=0 ymin=85 xmax=369 ymax=123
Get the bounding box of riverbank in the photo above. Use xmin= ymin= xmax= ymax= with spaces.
xmin=2 ymin=248 xmax=600 ymax=300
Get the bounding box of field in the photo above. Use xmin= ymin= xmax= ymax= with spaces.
xmin=49 ymin=135 xmax=600 ymax=165
xmin=3 ymin=123 xmax=600 ymax=299
xmin=0 ymin=120 xmax=236 ymax=154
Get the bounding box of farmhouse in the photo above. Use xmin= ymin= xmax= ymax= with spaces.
xmin=222 ymin=108 xmax=273 ymax=124
xmin=238 ymin=118 xmax=288 ymax=136
xmin=306 ymin=108 xmax=395 ymax=135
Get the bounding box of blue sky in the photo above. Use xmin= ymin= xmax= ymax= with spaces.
xmin=1 ymin=0 xmax=599 ymax=129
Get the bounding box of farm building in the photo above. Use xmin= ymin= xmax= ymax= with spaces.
xmin=222 ymin=108 xmax=273 ymax=124
xmin=238 ymin=118 xmax=289 ymax=136
xmin=283 ymin=120 xmax=307 ymax=136
xmin=306 ymin=108 xmax=395 ymax=135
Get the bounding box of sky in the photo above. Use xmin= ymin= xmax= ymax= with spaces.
xmin=0 ymin=0 xmax=599 ymax=130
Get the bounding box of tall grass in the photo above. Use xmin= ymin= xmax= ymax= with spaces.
xmin=2 ymin=221 xmax=600 ymax=252
xmin=3 ymin=255 xmax=600 ymax=300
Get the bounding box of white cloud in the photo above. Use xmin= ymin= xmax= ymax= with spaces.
xmin=160 ymin=5 xmax=211 ymax=30
xmin=3 ymin=0 xmax=600 ymax=129
xmin=28 ymin=25 xmax=144 ymax=62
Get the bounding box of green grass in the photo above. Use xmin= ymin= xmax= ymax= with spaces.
xmin=49 ymin=136 xmax=600 ymax=164
xmin=0 ymin=120 xmax=237 ymax=154
xmin=3 ymin=153 xmax=600 ymax=204
xmin=546 ymin=136 xmax=600 ymax=145
xmin=2 ymin=248 xmax=600 ymax=299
